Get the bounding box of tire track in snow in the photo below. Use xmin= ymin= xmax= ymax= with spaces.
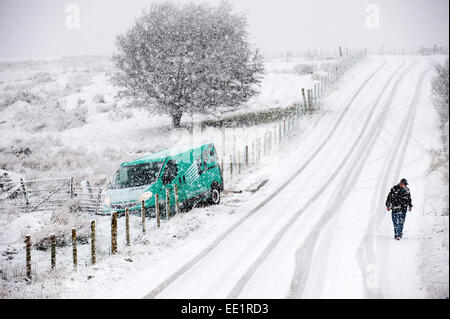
xmin=227 ymin=59 xmax=406 ymax=299
xmin=143 ymin=58 xmax=387 ymax=299
xmin=355 ymin=66 xmax=428 ymax=298
xmin=287 ymin=59 xmax=415 ymax=299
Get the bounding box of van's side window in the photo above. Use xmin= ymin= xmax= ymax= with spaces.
xmin=162 ymin=159 xmax=178 ymax=185
xmin=203 ymin=145 xmax=217 ymax=168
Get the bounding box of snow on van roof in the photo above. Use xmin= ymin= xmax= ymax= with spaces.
xmin=122 ymin=142 xmax=213 ymax=166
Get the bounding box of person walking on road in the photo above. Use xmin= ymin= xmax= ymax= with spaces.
xmin=385 ymin=178 xmax=413 ymax=240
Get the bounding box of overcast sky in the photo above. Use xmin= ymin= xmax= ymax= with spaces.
xmin=0 ymin=0 xmax=448 ymax=59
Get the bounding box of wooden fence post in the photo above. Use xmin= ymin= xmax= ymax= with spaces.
xmin=91 ymin=220 xmax=96 ymax=264
xmin=278 ymin=123 xmax=282 ymax=145
xmin=70 ymin=177 xmax=74 ymax=199
xmin=25 ymin=235 xmax=31 ymax=280
xmin=141 ymin=200 xmax=146 ymax=233
xmin=308 ymin=89 xmax=312 ymax=110
xmin=50 ymin=234 xmax=56 ymax=270
xmin=72 ymin=228 xmax=77 ymax=270
xmin=274 ymin=126 xmax=278 ymax=148
xmin=313 ymin=84 xmax=316 ymax=104
xmin=125 ymin=208 xmax=130 ymax=246
xmin=245 ymin=145 xmax=248 ymax=166
xmin=111 ymin=212 xmax=117 ymax=254
xmin=221 ymin=127 xmax=226 ymax=165
xmin=21 ymin=178 xmax=29 ymax=212
xmin=269 ymin=131 xmax=272 ymax=154
xmin=232 ymin=135 xmax=236 ymax=167
xmin=258 ymin=138 xmax=261 ymax=162
xmin=230 ymin=155 xmax=233 ymax=177
xmin=174 ymin=184 xmax=180 ymax=215
xmin=238 ymin=151 xmax=241 ymax=174
xmin=166 ymin=188 xmax=171 ymax=220
xmin=252 ymin=141 xmax=255 ymax=164
xmin=155 ymin=194 xmax=160 ymax=228
xmin=263 ymin=133 xmax=266 ymax=155
xmin=302 ymin=88 xmax=307 ymax=107
xmin=273 ymin=127 xmax=276 ymax=150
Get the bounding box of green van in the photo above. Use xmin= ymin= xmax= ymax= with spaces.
xmin=102 ymin=143 xmax=223 ymax=216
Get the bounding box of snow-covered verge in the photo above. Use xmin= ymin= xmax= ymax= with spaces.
xmin=419 ymin=149 xmax=449 ymax=298
xmin=417 ymin=56 xmax=449 ymax=299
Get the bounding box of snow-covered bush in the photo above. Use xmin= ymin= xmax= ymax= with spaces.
xmin=430 ymin=59 xmax=449 ymax=195
xmin=30 ymin=72 xmax=53 ymax=84
xmin=11 ymin=101 xmax=87 ymax=132
xmin=293 ymin=63 xmax=316 ymax=75
xmin=431 ymin=59 xmax=449 ymax=127
xmin=319 ymin=62 xmax=338 ymax=72
xmin=108 ymin=108 xmax=133 ymax=121
xmin=113 ymin=1 xmax=264 ymax=127
xmin=32 ymin=206 xmax=91 ymax=249
xmin=64 ymin=72 xmax=92 ymax=94
xmin=1 ymin=90 xmax=42 ymax=107
xmin=93 ymin=94 xmax=105 ymax=104
xmin=96 ymin=102 xmax=115 ymax=113
xmin=311 ymin=72 xmax=327 ymax=81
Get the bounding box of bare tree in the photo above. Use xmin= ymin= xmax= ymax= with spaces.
xmin=113 ymin=1 xmax=264 ymax=127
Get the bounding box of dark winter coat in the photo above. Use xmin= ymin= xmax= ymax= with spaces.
xmin=385 ymin=184 xmax=413 ymax=212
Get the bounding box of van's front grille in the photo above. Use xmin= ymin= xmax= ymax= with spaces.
xmin=111 ymin=201 xmax=139 ymax=210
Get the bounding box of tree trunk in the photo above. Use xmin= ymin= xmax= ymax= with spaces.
xmin=172 ymin=112 xmax=182 ymax=128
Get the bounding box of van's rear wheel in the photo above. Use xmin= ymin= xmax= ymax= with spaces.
xmin=209 ymin=186 xmax=220 ymax=205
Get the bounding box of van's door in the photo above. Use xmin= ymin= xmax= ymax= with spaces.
xmin=173 ymin=160 xmax=187 ymax=211
xmin=183 ymin=147 xmax=208 ymax=200
xmin=200 ymin=144 xmax=220 ymax=189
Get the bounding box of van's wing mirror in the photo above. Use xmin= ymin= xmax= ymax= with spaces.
xmin=197 ymin=161 xmax=203 ymax=175
xmin=162 ymin=173 xmax=175 ymax=185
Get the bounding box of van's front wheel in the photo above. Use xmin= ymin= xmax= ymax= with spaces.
xmin=209 ymin=185 xmax=221 ymax=205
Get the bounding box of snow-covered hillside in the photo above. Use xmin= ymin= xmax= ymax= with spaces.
xmin=0 ymin=55 xmax=329 ymax=186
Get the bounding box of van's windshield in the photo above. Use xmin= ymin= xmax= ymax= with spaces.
xmin=110 ymin=162 xmax=163 ymax=189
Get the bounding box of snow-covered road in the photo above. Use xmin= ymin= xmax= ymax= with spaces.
xmin=115 ymin=55 xmax=438 ymax=299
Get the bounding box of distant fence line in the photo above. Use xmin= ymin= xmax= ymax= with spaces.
xmin=262 ymin=46 xmax=449 ymax=60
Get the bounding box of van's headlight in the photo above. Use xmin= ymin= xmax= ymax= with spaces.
xmin=104 ymin=196 xmax=111 ymax=207
xmin=139 ymin=191 xmax=152 ymax=202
